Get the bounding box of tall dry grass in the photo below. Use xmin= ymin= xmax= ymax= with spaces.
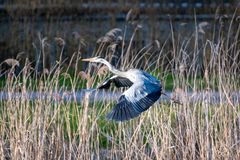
xmin=0 ymin=12 xmax=240 ymax=160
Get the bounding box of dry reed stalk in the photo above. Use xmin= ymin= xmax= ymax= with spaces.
xmin=1 ymin=59 xmax=20 ymax=68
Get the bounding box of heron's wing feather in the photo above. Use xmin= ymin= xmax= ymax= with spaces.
xmin=98 ymin=79 xmax=112 ymax=89
xmin=98 ymin=75 xmax=133 ymax=89
xmin=106 ymin=83 xmax=161 ymax=121
xmin=112 ymin=76 xmax=133 ymax=88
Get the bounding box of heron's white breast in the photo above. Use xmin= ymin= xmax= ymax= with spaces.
xmin=125 ymin=69 xmax=160 ymax=85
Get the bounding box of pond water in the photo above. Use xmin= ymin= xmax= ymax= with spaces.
xmin=0 ymin=90 xmax=239 ymax=105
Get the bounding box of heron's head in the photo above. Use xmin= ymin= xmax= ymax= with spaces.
xmin=81 ymin=56 xmax=102 ymax=63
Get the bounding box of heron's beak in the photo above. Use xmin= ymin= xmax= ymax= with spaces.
xmin=81 ymin=58 xmax=95 ymax=62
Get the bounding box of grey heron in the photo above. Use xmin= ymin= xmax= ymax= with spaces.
xmin=82 ymin=57 xmax=169 ymax=122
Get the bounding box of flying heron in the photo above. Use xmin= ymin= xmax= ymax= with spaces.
xmin=82 ymin=57 xmax=173 ymax=122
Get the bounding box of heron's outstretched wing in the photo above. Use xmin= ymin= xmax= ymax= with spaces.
xmin=106 ymin=82 xmax=161 ymax=121
xmin=98 ymin=75 xmax=133 ymax=89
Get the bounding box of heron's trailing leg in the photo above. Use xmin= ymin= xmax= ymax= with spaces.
xmin=162 ymin=92 xmax=183 ymax=105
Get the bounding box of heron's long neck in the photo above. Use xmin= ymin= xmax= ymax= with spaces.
xmin=100 ymin=59 xmax=125 ymax=76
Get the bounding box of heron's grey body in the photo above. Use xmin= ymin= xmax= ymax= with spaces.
xmin=82 ymin=57 xmax=162 ymax=122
